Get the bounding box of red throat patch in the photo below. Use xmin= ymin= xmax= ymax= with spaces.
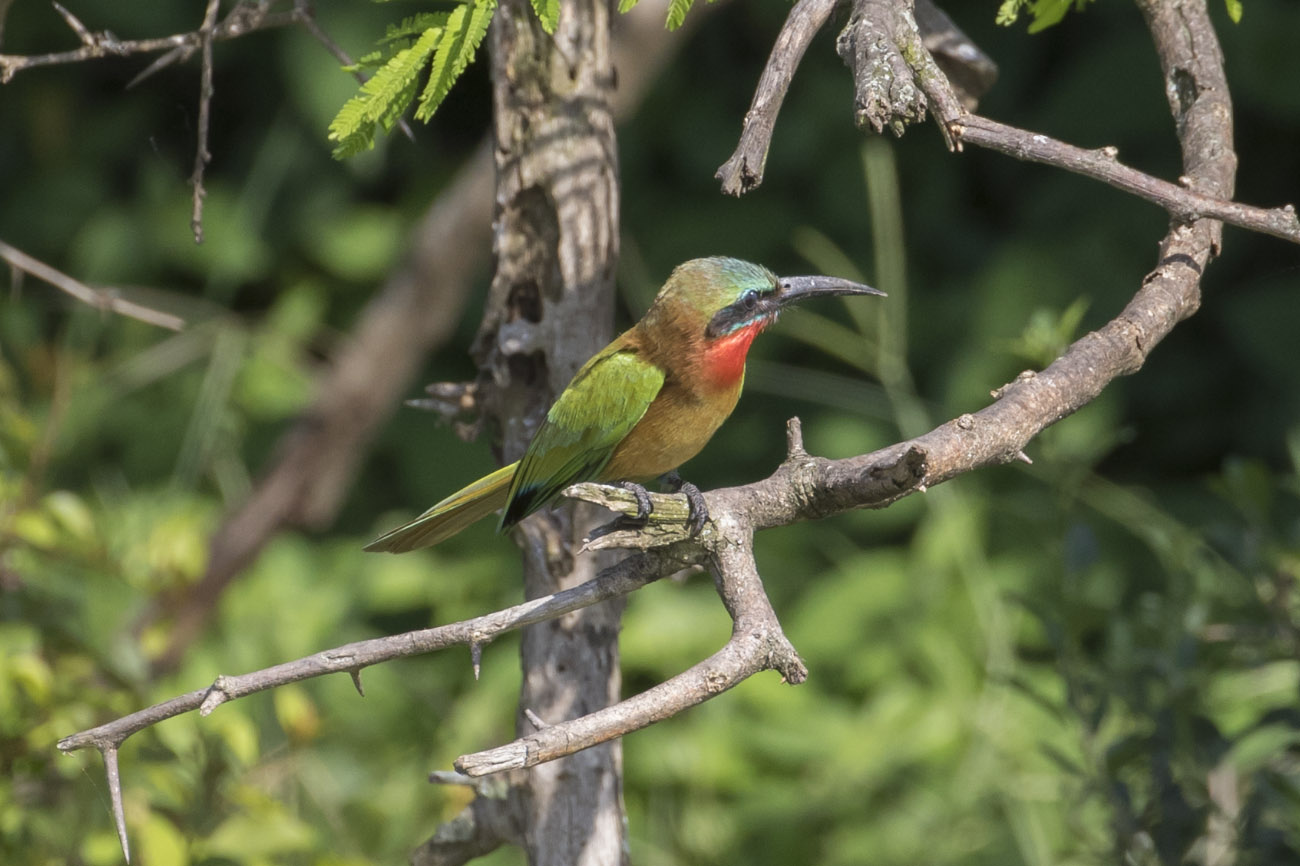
xmin=702 ymin=320 xmax=767 ymax=388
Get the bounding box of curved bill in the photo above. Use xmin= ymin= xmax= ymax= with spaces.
xmin=777 ymin=275 xmax=886 ymax=307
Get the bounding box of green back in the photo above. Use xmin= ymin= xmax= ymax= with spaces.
xmin=500 ymin=347 xmax=665 ymax=528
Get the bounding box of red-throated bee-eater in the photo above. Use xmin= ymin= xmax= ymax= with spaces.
xmin=365 ymin=256 xmax=883 ymax=553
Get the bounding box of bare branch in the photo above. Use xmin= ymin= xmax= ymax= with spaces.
xmin=715 ymin=0 xmax=839 ymax=196
xmin=456 ymin=530 xmax=805 ymax=775
xmin=0 ymin=0 xmax=298 ymax=83
xmin=0 ymin=239 xmax=185 ymax=330
xmin=947 ymin=116 xmax=1298 ymax=245
xmin=189 ymin=0 xmax=221 ymax=244
xmin=836 ymin=0 xmax=939 ymax=139
xmin=719 ymin=0 xmax=1298 ymax=245
xmin=58 ymin=550 xmax=680 ymax=754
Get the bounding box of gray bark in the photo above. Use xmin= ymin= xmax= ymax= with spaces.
xmin=479 ymin=0 xmax=626 ymax=863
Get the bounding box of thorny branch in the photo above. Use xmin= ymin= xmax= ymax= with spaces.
xmin=55 ymin=0 xmax=1286 ymax=859
xmin=0 ymin=1 xmax=391 ymax=243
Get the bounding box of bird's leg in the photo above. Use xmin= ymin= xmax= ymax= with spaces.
xmin=663 ymin=471 xmax=709 ymax=537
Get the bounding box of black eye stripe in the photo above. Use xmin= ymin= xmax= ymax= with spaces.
xmin=705 ymin=286 xmax=778 ymax=338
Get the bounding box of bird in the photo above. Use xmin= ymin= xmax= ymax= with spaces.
xmin=364 ymin=256 xmax=884 ymax=553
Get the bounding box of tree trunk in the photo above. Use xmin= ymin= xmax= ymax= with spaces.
xmin=479 ymin=0 xmax=625 ymax=863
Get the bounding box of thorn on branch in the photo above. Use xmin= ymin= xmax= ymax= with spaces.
xmin=52 ymin=1 xmax=94 ymax=47
xmin=101 ymin=745 xmax=131 ymax=863
xmin=349 ymin=669 xmax=366 ymax=697
xmin=523 ymin=708 xmax=548 ymax=730
xmin=470 ymin=640 xmax=483 ymax=680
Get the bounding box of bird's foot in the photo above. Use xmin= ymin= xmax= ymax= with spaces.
xmin=663 ymin=471 xmax=709 ymax=537
xmin=584 ymin=477 xmax=708 ymax=544
xmin=586 ymin=481 xmax=654 ymax=542
xmin=618 ymin=480 xmax=655 ymax=525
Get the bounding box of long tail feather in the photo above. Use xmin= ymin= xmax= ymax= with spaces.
xmin=364 ymin=461 xmax=518 ymax=553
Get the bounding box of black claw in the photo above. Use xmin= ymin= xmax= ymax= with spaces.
xmin=664 ymin=472 xmax=709 ymax=536
xmin=618 ymin=481 xmax=654 ymax=525
xmin=588 ymin=481 xmax=655 ymax=541
xmin=681 ymin=481 xmax=709 ymax=536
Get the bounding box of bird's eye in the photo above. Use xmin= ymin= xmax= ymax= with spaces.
xmin=741 ymin=289 xmax=759 ymax=310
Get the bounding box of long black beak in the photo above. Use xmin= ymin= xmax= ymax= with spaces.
xmin=777 ymin=275 xmax=886 ymax=307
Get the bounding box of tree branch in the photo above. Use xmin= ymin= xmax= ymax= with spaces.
xmin=0 ymin=1 xmax=396 ymax=240
xmin=456 ymin=521 xmax=806 ymax=776
xmin=0 ymin=0 xmax=297 ymax=83
xmin=59 ymin=550 xmax=678 ymax=754
xmin=715 ymin=0 xmax=840 ymax=196
xmin=717 ymin=0 xmax=998 ymax=195
xmin=717 ymin=0 xmax=1298 ymax=245
xmin=0 ymin=239 xmax=185 ymax=330
xmin=188 ymin=0 xmax=220 ymax=244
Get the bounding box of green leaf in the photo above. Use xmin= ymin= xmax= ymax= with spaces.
xmin=530 ymin=0 xmax=559 ymax=33
xmin=381 ymin=12 xmax=451 ymax=45
xmin=328 ymin=26 xmax=443 ymax=158
xmin=996 ymin=0 xmax=1027 ymax=26
xmin=1027 ymin=0 xmax=1072 ymax=33
xmin=666 ymin=0 xmax=694 ymax=30
xmin=1224 ymin=0 xmax=1243 ymax=23
xmin=617 ymin=0 xmax=638 ymax=12
xmin=414 ymin=0 xmax=496 ymax=124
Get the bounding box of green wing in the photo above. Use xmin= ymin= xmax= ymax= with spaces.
xmin=501 ymin=348 xmax=664 ymax=528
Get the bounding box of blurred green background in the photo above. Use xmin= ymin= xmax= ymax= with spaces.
xmin=2 ymin=1 xmax=1299 ymax=864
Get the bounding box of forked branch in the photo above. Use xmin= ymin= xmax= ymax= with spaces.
xmin=716 ymin=0 xmax=1299 ymax=245
xmin=0 ymin=0 xmax=398 ymax=243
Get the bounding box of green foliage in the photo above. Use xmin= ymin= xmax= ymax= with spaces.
xmin=997 ymin=0 xmax=1096 ymax=31
xmin=530 ymin=0 xmax=559 ymax=34
xmin=415 ymin=0 xmax=497 ymax=123
xmin=615 ymin=0 xmax=715 ymax=29
xmin=666 ymin=0 xmax=704 ymax=31
xmin=328 ymin=0 xmax=496 ymax=158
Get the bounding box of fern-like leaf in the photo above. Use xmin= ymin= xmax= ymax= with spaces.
xmin=530 ymin=0 xmax=559 ymax=33
xmin=382 ymin=12 xmax=451 ymax=44
xmin=329 ymin=26 xmax=442 ymax=158
xmin=414 ymin=0 xmax=495 ymax=124
xmin=665 ymin=0 xmax=694 ymax=31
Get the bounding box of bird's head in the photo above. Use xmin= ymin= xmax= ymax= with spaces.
xmin=648 ymin=256 xmax=885 ymax=338
xmin=642 ymin=257 xmax=885 ymax=387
